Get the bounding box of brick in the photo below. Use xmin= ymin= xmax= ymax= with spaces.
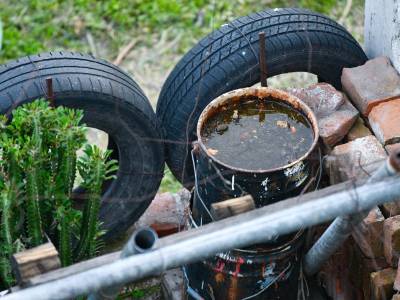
xmin=386 ymin=144 xmax=400 ymax=156
xmin=347 ymin=117 xmax=372 ymax=141
xmin=371 ymin=268 xmax=396 ymax=300
xmin=135 ymin=190 xmax=189 ymax=237
xmin=342 ymin=57 xmax=400 ymax=116
xmin=384 ymin=216 xmax=400 ymax=267
xmin=349 ymin=245 xmax=389 ymax=299
xmin=352 ymin=207 xmax=385 ymax=258
xmin=381 ymin=201 xmax=400 ymax=218
xmin=394 ymin=260 xmax=400 ymax=291
xmin=289 ymin=83 xmax=358 ymax=147
xmin=349 ymin=242 xmax=389 ymax=300
xmin=318 ymin=239 xmax=357 ymax=300
xmin=369 ymin=100 xmax=400 ymax=145
xmin=326 ymin=135 xmax=387 ymax=183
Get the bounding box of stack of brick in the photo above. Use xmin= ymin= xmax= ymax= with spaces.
xmin=285 ymin=56 xmax=400 ymax=300
xmin=313 ymin=56 xmax=400 ymax=300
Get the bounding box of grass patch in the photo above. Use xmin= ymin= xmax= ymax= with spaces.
xmin=0 ymin=0 xmax=357 ymax=64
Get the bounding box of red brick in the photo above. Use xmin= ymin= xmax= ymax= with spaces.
xmin=370 ymin=268 xmax=396 ymax=300
xmin=289 ymin=83 xmax=358 ymax=147
xmin=381 ymin=201 xmax=400 ymax=218
xmin=326 ymin=135 xmax=387 ymax=183
xmin=384 ymin=216 xmax=400 ymax=267
xmin=349 ymin=242 xmax=389 ymax=300
xmin=347 ymin=117 xmax=372 ymax=141
xmin=135 ymin=191 xmax=189 ymax=237
xmin=369 ymin=100 xmax=400 ymax=145
xmin=394 ymin=260 xmax=400 ymax=291
xmin=342 ymin=57 xmax=400 ymax=116
xmin=352 ymin=207 xmax=385 ymax=258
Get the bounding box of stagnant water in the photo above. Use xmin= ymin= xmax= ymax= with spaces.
xmin=201 ymin=98 xmax=314 ymax=170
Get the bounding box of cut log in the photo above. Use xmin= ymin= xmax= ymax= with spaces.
xmin=11 ymin=242 xmax=61 ymax=286
xmin=210 ymin=195 xmax=255 ymax=220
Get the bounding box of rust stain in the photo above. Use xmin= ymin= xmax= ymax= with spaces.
xmin=215 ymin=272 xmax=225 ymax=284
xmin=228 ymin=276 xmax=238 ymax=300
xmin=196 ymin=86 xmax=319 ymax=174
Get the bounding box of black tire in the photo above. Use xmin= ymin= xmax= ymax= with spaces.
xmin=157 ymin=8 xmax=367 ymax=187
xmin=0 ymin=51 xmax=165 ymax=240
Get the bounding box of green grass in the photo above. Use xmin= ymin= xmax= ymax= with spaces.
xmin=0 ymin=0 xmax=364 ymax=192
xmin=0 ymin=0 xmax=348 ymax=64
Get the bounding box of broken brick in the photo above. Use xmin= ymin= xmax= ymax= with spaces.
xmin=369 ymin=100 xmax=400 ymax=145
xmin=342 ymin=57 xmax=400 ymax=116
xmin=347 ymin=117 xmax=372 ymax=141
xmin=352 ymin=207 xmax=385 ymax=258
xmin=384 ymin=216 xmax=400 ymax=267
xmin=135 ymin=190 xmax=189 ymax=237
xmin=326 ymin=135 xmax=387 ymax=183
xmin=386 ymin=144 xmax=400 ymax=156
xmin=394 ymin=260 xmax=400 ymax=292
xmin=288 ymin=83 xmax=358 ymax=147
xmin=349 ymin=241 xmax=389 ymax=300
xmin=370 ymin=268 xmax=396 ymax=300
xmin=381 ymin=201 xmax=400 ymax=218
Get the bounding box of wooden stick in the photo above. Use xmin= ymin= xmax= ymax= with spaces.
xmin=45 ymin=77 xmax=55 ymax=108
xmin=211 ymin=195 xmax=255 ymax=220
xmin=11 ymin=242 xmax=61 ymax=286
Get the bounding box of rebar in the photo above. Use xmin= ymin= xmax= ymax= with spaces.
xmin=4 ymin=172 xmax=400 ymax=300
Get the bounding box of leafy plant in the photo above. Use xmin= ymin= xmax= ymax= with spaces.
xmin=0 ymin=99 xmax=118 ymax=289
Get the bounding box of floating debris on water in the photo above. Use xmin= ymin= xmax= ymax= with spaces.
xmin=202 ymin=98 xmax=314 ymax=170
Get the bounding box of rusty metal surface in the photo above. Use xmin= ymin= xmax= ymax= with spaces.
xmin=186 ymin=231 xmax=304 ymax=300
xmin=188 ymin=87 xmax=320 ymax=299
xmin=196 ymin=87 xmax=319 ymax=174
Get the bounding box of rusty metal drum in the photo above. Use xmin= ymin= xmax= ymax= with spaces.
xmin=185 ymin=87 xmax=320 ymax=300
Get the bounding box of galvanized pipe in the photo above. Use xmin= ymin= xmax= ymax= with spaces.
xmin=88 ymin=227 xmax=158 ymax=300
xmin=303 ymin=151 xmax=400 ymax=275
xmin=4 ymin=175 xmax=400 ymax=300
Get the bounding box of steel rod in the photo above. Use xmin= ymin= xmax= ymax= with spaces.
xmin=45 ymin=77 xmax=55 ymax=108
xmin=304 ymin=151 xmax=400 ymax=275
xmin=258 ymin=32 xmax=267 ymax=87
xmin=4 ymin=174 xmax=400 ymax=300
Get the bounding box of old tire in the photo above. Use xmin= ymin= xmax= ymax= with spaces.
xmin=157 ymin=8 xmax=367 ymax=187
xmin=0 ymin=51 xmax=165 ymax=240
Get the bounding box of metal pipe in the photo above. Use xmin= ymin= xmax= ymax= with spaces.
xmin=4 ymin=176 xmax=400 ymax=300
xmin=303 ymin=150 xmax=400 ymax=275
xmin=88 ymin=227 xmax=158 ymax=300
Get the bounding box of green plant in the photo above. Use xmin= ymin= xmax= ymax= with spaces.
xmin=0 ymin=100 xmax=118 ymax=288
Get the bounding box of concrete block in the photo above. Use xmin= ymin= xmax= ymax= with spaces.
xmin=341 ymin=57 xmax=400 ymax=116
xmin=384 ymin=216 xmax=400 ymax=267
xmin=365 ymin=0 xmax=400 ymax=72
xmin=369 ymin=100 xmax=400 ymax=145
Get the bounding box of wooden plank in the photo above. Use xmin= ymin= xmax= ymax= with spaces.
xmin=26 ymin=252 xmax=120 ymax=287
xmin=11 ymin=242 xmax=61 ymax=286
xmin=210 ymin=195 xmax=255 ymax=220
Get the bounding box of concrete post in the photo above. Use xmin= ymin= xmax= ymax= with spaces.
xmin=365 ymin=0 xmax=400 ymax=71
